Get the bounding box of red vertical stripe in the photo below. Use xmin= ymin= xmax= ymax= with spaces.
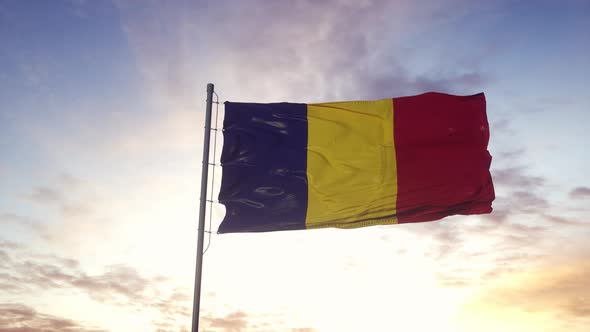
xmin=394 ymin=93 xmax=494 ymax=223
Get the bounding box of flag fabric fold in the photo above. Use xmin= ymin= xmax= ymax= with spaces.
xmin=218 ymin=92 xmax=494 ymax=233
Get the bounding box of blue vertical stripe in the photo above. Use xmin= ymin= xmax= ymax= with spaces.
xmin=218 ymin=102 xmax=308 ymax=233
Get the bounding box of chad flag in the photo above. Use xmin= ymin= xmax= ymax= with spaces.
xmin=218 ymin=92 xmax=494 ymax=233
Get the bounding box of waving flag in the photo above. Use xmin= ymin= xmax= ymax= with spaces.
xmin=218 ymin=92 xmax=494 ymax=233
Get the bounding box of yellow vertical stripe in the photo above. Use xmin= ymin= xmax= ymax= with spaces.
xmin=306 ymin=99 xmax=398 ymax=229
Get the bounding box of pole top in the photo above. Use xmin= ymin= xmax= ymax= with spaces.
xmin=207 ymin=83 xmax=214 ymax=92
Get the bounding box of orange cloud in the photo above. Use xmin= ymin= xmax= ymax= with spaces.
xmin=0 ymin=303 xmax=107 ymax=332
xmin=459 ymin=254 xmax=590 ymax=331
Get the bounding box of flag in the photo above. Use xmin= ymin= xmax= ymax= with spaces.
xmin=217 ymin=92 xmax=494 ymax=233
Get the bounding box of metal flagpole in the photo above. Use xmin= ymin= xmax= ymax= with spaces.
xmin=191 ymin=83 xmax=214 ymax=332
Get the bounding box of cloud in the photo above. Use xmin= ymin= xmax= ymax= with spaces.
xmin=204 ymin=311 xmax=248 ymax=332
xmin=115 ymin=0 xmax=490 ymax=106
xmin=480 ymin=166 xmax=551 ymax=224
xmin=25 ymin=186 xmax=62 ymax=204
xmin=490 ymin=118 xmax=513 ymax=135
xmin=0 ymin=240 xmax=197 ymax=331
xmin=421 ymin=194 xmax=571 ymax=289
xmin=570 ymin=187 xmax=590 ymax=199
xmin=511 ymin=191 xmax=549 ymax=212
xmin=60 ymin=203 xmax=93 ymax=218
xmin=0 ymin=303 xmax=108 ymax=332
xmin=5 ymin=258 xmax=150 ymax=303
xmin=431 ymin=198 xmax=588 ymax=288
xmin=200 ymin=311 xmax=318 ymax=332
xmin=0 ymin=240 xmax=21 ymax=249
xmin=0 ymin=241 xmax=185 ymax=306
xmin=0 ymin=213 xmax=45 ymax=234
xmin=402 ymin=165 xmax=550 ymax=280
xmin=426 ymin=222 xmax=464 ymax=260
xmin=542 ymin=214 xmax=582 ymax=226
xmin=474 ymin=260 xmax=590 ymax=320
xmin=487 ymin=167 xmax=587 ymax=227
xmin=492 ymin=167 xmax=545 ymax=190
xmin=432 ymin=228 xmax=544 ymax=288
xmin=149 ymin=289 xmax=192 ymax=328
xmin=497 ymin=148 xmax=526 ymax=160
xmin=6 ymin=177 xmax=118 ymax=250
xmin=19 ymin=175 xmax=86 ymax=209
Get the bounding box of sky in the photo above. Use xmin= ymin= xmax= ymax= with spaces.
xmin=1 ymin=0 xmax=589 ymax=331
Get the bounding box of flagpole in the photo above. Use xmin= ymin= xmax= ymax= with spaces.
xmin=191 ymin=83 xmax=214 ymax=332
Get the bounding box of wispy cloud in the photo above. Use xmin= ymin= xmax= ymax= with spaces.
xmin=200 ymin=311 xmax=318 ymax=332
xmin=570 ymin=187 xmax=590 ymax=199
xmin=3 ymin=186 xmax=99 ymax=245
xmin=115 ymin=0 xmax=492 ymax=104
xmin=412 ymin=157 xmax=585 ymax=287
xmin=25 ymin=186 xmax=62 ymax=204
xmin=1 ymin=245 xmax=154 ymax=304
xmin=471 ymin=259 xmax=590 ymax=322
xmin=0 ymin=241 xmax=192 ymax=330
xmin=5 ymin=177 xmax=124 ymax=252
xmin=204 ymin=311 xmax=248 ymax=332
xmin=422 ymin=220 xmax=541 ymax=288
xmin=0 ymin=213 xmax=45 ymax=235
xmin=0 ymin=303 xmax=108 ymax=332
xmin=542 ymin=213 xmax=581 ymax=226
xmin=492 ymin=166 xmax=545 ymax=190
